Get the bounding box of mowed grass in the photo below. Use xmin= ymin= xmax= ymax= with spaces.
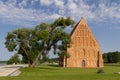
xmin=0 ymin=64 xmax=120 ymax=80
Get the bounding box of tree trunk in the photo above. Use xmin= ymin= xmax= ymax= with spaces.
xmin=30 ymin=41 xmax=55 ymax=68
xmin=31 ymin=48 xmax=45 ymax=68
xmin=28 ymin=61 xmax=32 ymax=67
xmin=21 ymin=47 xmax=32 ymax=67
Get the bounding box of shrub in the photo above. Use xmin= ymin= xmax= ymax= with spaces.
xmin=7 ymin=54 xmax=20 ymax=64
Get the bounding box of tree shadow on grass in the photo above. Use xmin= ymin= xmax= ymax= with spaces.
xmin=38 ymin=65 xmax=60 ymax=70
xmin=38 ymin=64 xmax=62 ymax=70
xmin=38 ymin=67 xmax=59 ymax=70
xmin=47 ymin=64 xmax=60 ymax=67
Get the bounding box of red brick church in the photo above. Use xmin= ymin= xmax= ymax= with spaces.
xmin=59 ymin=17 xmax=104 ymax=68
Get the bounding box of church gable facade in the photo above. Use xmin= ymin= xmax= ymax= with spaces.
xmin=61 ymin=17 xmax=104 ymax=68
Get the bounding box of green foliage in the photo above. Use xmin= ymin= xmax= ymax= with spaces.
xmin=41 ymin=55 xmax=49 ymax=63
xmin=21 ymin=55 xmax=28 ymax=64
xmin=48 ymin=58 xmax=59 ymax=63
xmin=36 ymin=22 xmax=49 ymax=30
xmin=5 ymin=28 xmax=31 ymax=52
xmin=53 ymin=17 xmax=75 ymax=28
xmin=7 ymin=54 xmax=20 ymax=64
xmin=36 ymin=30 xmax=49 ymax=41
xmin=5 ymin=17 xmax=75 ymax=67
xmin=103 ymin=51 xmax=120 ymax=63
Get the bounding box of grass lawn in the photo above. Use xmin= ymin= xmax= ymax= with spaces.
xmin=0 ymin=64 xmax=120 ymax=80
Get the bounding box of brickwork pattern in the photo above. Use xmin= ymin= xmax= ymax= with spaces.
xmin=65 ymin=18 xmax=104 ymax=68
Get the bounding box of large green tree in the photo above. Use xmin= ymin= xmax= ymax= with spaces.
xmin=5 ymin=17 xmax=75 ymax=67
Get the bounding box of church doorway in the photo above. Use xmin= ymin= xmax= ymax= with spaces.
xmin=82 ymin=60 xmax=86 ymax=68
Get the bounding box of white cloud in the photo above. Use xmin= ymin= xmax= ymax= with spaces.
xmin=95 ymin=1 xmax=120 ymax=22
xmin=66 ymin=0 xmax=95 ymax=21
xmin=68 ymin=2 xmax=77 ymax=10
xmin=39 ymin=0 xmax=64 ymax=8
xmin=48 ymin=13 xmax=63 ymax=19
xmin=65 ymin=0 xmax=120 ymax=23
xmin=54 ymin=0 xmax=64 ymax=8
xmin=40 ymin=0 xmax=53 ymax=6
xmin=0 ymin=0 xmax=62 ymax=27
xmin=58 ymin=9 xmax=65 ymax=15
xmin=18 ymin=0 xmax=27 ymax=8
xmin=6 ymin=0 xmax=17 ymax=6
xmin=0 ymin=0 xmax=120 ymax=27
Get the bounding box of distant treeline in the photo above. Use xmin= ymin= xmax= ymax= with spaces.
xmin=103 ymin=51 xmax=120 ymax=63
xmin=0 ymin=61 xmax=7 ymax=63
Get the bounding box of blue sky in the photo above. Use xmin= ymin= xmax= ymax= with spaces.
xmin=0 ymin=0 xmax=120 ymax=61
